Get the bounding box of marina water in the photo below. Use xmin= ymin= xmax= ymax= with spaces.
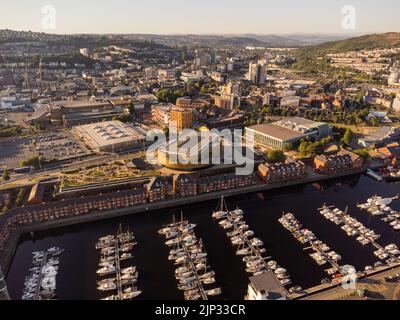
xmin=5 ymin=174 xmax=400 ymax=300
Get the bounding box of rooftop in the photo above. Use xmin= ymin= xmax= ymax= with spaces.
xmin=73 ymin=120 xmax=145 ymax=148
xmin=247 ymin=123 xmax=305 ymax=141
xmin=53 ymin=100 xmax=112 ymax=109
xmin=249 ymin=271 xmax=287 ymax=300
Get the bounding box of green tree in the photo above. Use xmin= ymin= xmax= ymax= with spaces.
xmin=2 ymin=169 xmax=10 ymax=181
xmin=113 ymin=113 xmax=133 ymax=123
xmin=267 ymin=150 xmax=286 ymax=163
xmin=353 ymin=149 xmax=370 ymax=160
xmin=369 ymin=117 xmax=378 ymax=127
xmin=128 ymin=102 xmax=136 ymax=116
xmin=156 ymin=89 xmax=172 ymax=103
xmin=342 ymin=128 xmax=353 ymax=145
xmin=15 ymin=188 xmax=25 ymax=207
xmin=20 ymin=156 xmax=41 ymax=169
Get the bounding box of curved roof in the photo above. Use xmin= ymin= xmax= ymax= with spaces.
xmin=109 ymin=86 xmax=134 ymax=97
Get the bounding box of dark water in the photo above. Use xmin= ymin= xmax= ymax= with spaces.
xmin=5 ymin=175 xmax=400 ymax=300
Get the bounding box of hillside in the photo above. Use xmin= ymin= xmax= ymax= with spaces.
xmin=296 ymin=32 xmax=400 ymax=58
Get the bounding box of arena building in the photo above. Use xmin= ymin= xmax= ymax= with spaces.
xmin=158 ymin=131 xmax=222 ymax=171
xmin=72 ymin=121 xmax=147 ymax=153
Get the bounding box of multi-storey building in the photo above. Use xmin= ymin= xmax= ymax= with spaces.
xmin=170 ymin=107 xmax=193 ymax=131
xmin=258 ymin=160 xmax=306 ymax=183
xmin=247 ymin=62 xmax=266 ymax=84
xmin=173 ymin=174 xmax=197 ymax=197
xmin=146 ymin=176 xmax=170 ymax=203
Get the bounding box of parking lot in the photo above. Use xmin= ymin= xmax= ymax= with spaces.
xmin=0 ymin=132 xmax=91 ymax=169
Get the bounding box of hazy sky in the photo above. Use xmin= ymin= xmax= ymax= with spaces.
xmin=2 ymin=0 xmax=400 ymax=35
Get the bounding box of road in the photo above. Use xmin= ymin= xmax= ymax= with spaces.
xmin=24 ymin=103 xmax=48 ymax=123
xmin=302 ymin=265 xmax=400 ymax=300
xmin=0 ymin=148 xmax=147 ymax=189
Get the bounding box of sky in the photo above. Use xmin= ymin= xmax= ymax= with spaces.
xmin=1 ymin=0 xmax=400 ymax=35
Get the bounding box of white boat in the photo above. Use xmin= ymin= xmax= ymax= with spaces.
xmin=97 ymin=282 xmax=117 ymax=291
xmin=243 ymin=256 xmax=259 ymax=263
xmin=176 ymin=271 xmax=194 ymax=279
xmin=122 ymin=266 xmax=136 ymax=274
xmin=47 ymin=247 xmax=65 ymax=256
xmin=98 ymin=278 xmax=116 ymax=286
xmin=196 ymin=263 xmax=207 ymax=271
xmin=169 ymin=251 xmax=185 ymax=261
xmin=122 ymin=272 xmax=138 ymax=280
xmin=221 ymin=222 xmax=233 ymax=230
xmin=120 ymin=253 xmax=133 ymax=260
xmin=191 ymin=253 xmax=207 ymax=260
xmin=158 ymin=227 xmax=176 ymax=235
xmin=213 ymin=211 xmax=228 ymax=219
xmin=280 ymin=279 xmax=292 ymax=286
xmin=244 ymin=230 xmax=255 ymax=238
xmin=175 ymin=256 xmax=188 ymax=265
xmin=236 ymin=248 xmax=252 ymax=256
xmin=276 ymin=273 xmax=290 ymax=280
xmin=250 ymin=238 xmax=264 ymax=247
xmin=246 ymin=260 xmax=263 ymax=268
xmin=175 ymin=267 xmax=190 ymax=275
xmin=165 ymin=238 xmax=181 ymax=246
xmin=181 ymin=224 xmax=197 ymax=233
xmin=231 ymin=238 xmax=245 ymax=246
xmin=97 ymin=265 xmax=116 ymax=275
xmin=122 ymin=287 xmax=142 ymax=300
xmin=274 ymin=268 xmax=287 ymax=275
xmin=227 ymin=230 xmax=240 ymax=237
xmin=206 ymin=288 xmax=222 ymax=296
xmin=165 ymin=232 xmax=179 ymax=240
xmin=202 ymin=277 xmax=216 ymax=285
xmin=200 ymin=272 xmax=215 ymax=279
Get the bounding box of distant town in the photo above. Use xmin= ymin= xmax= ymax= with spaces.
xmin=1 ymin=29 xmax=400 ymax=302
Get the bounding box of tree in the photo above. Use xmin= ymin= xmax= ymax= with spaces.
xmin=353 ymin=149 xmax=370 ymax=160
xmin=113 ymin=113 xmax=133 ymax=123
xmin=20 ymin=156 xmax=41 ymax=169
xmin=128 ymin=102 xmax=136 ymax=116
xmin=342 ymin=128 xmax=353 ymax=145
xmin=2 ymin=169 xmax=10 ymax=181
xmin=369 ymin=117 xmax=378 ymax=127
xmin=15 ymin=188 xmax=25 ymax=207
xmin=267 ymin=150 xmax=286 ymax=163
xmin=156 ymin=89 xmax=172 ymax=103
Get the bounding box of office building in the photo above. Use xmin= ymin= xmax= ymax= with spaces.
xmin=170 ymin=107 xmax=193 ymax=131
xmin=247 ymin=62 xmax=266 ymax=84
xmin=246 ymin=117 xmax=332 ymax=150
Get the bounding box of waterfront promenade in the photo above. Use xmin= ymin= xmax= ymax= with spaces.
xmin=298 ymin=262 xmax=400 ymax=300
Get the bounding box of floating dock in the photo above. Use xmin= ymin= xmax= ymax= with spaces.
xmin=22 ymin=247 xmax=64 ymax=300
xmin=212 ymin=197 xmax=291 ymax=295
xmin=95 ymin=225 xmax=141 ymax=300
